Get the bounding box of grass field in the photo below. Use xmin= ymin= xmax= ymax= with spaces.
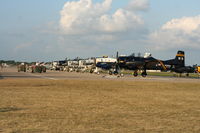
xmin=0 ymin=79 xmax=200 ymax=133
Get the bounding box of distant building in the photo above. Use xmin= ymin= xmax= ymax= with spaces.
xmin=95 ymin=56 xmax=117 ymax=64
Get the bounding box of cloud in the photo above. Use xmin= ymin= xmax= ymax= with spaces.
xmin=127 ymin=0 xmax=149 ymax=11
xmin=99 ymin=9 xmax=143 ymax=32
xmin=149 ymin=15 xmax=200 ymax=50
xmin=60 ymin=0 xmax=112 ymax=34
xmin=162 ymin=16 xmax=200 ymax=33
xmin=59 ymin=0 xmax=144 ymax=34
xmin=50 ymin=0 xmax=149 ymax=58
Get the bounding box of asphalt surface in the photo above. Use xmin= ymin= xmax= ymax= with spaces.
xmin=0 ymin=67 xmax=200 ymax=83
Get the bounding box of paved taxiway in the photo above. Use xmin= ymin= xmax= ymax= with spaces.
xmin=0 ymin=67 xmax=199 ymax=83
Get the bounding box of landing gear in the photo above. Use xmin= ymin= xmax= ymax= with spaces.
xmin=120 ymin=73 xmax=124 ymax=77
xmin=141 ymin=65 xmax=147 ymax=78
xmin=133 ymin=70 xmax=147 ymax=77
xmin=113 ymin=71 xmax=118 ymax=75
xmin=109 ymin=70 xmax=112 ymax=75
xmin=133 ymin=71 xmax=138 ymax=77
xmin=141 ymin=72 xmax=147 ymax=77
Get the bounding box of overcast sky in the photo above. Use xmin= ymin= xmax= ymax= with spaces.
xmin=0 ymin=0 xmax=200 ymax=65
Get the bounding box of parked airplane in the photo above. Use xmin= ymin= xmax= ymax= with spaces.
xmin=105 ymin=50 xmax=195 ymax=77
xmin=116 ymin=52 xmax=160 ymax=77
xmin=95 ymin=52 xmax=164 ymax=77
xmin=95 ymin=56 xmax=117 ymax=74
xmin=163 ymin=51 xmax=195 ymax=76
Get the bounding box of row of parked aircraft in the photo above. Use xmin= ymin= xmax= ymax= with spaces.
xmin=97 ymin=50 xmax=196 ymax=77
xmin=51 ymin=50 xmax=198 ymax=77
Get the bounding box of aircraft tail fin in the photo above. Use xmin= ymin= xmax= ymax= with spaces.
xmin=175 ymin=51 xmax=185 ymax=67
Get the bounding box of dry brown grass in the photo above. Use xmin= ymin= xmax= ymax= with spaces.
xmin=0 ymin=79 xmax=200 ymax=133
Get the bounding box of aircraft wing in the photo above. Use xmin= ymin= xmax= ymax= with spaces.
xmin=145 ymin=58 xmax=166 ymax=71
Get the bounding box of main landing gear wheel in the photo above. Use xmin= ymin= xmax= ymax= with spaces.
xmin=109 ymin=71 xmax=113 ymax=75
xmin=141 ymin=72 xmax=147 ymax=77
xmin=133 ymin=71 xmax=138 ymax=77
xmin=113 ymin=71 xmax=118 ymax=75
xmin=120 ymin=73 xmax=124 ymax=77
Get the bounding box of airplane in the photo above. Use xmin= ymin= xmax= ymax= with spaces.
xmin=162 ymin=51 xmax=195 ymax=76
xmin=96 ymin=62 xmax=115 ymax=70
xmin=95 ymin=56 xmax=117 ymax=74
xmin=116 ymin=52 xmax=161 ymax=77
xmin=95 ymin=52 xmax=162 ymax=77
xmin=116 ymin=50 xmax=195 ymax=77
xmin=96 ymin=50 xmax=195 ymax=77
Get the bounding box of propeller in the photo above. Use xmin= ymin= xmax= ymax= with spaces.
xmin=114 ymin=51 xmax=120 ymax=75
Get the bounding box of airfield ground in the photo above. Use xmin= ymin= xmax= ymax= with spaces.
xmin=0 ymin=67 xmax=200 ymax=133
